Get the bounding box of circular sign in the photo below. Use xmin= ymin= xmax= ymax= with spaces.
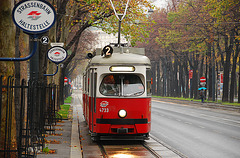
xmin=40 ymin=36 xmax=49 ymax=45
xmin=200 ymin=77 xmax=206 ymax=82
xmin=102 ymin=45 xmax=113 ymax=57
xmin=64 ymin=77 xmax=68 ymax=83
xmin=12 ymin=0 xmax=56 ymax=34
xmin=47 ymin=46 xmax=67 ymax=64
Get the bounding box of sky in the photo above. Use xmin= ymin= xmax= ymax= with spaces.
xmin=151 ymin=0 xmax=168 ymax=9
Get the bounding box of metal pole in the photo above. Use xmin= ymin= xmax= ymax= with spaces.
xmin=44 ymin=64 xmax=59 ymax=76
xmin=29 ymin=35 xmax=39 ymax=80
xmin=0 ymin=34 xmax=38 ymax=61
xmin=117 ymin=14 xmax=123 ymax=47
xmin=212 ymin=42 xmax=216 ymax=101
xmin=118 ymin=20 xmax=122 ymax=47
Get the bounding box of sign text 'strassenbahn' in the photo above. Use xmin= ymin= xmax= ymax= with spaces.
xmin=12 ymin=0 xmax=56 ymax=34
xmin=17 ymin=2 xmax=52 ymax=15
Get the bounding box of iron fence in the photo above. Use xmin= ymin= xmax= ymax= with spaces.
xmin=0 ymin=76 xmax=60 ymax=158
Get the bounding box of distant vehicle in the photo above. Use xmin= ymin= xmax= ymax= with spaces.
xmin=82 ymin=45 xmax=151 ymax=140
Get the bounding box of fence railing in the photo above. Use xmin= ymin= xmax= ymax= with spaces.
xmin=0 ymin=76 xmax=60 ymax=158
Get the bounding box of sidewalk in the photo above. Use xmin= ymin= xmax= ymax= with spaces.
xmin=37 ymin=120 xmax=73 ymax=158
xmin=37 ymin=102 xmax=82 ymax=158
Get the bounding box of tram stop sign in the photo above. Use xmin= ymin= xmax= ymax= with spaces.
xmin=47 ymin=46 xmax=67 ymax=64
xmin=12 ymin=0 xmax=56 ymax=34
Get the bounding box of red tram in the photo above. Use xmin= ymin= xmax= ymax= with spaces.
xmin=82 ymin=46 xmax=151 ymax=140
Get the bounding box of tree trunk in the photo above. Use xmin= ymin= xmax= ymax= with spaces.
xmin=156 ymin=61 xmax=161 ymax=96
xmin=230 ymin=35 xmax=239 ymax=103
xmin=184 ymin=56 xmax=189 ymax=98
xmin=179 ymin=63 xmax=185 ymax=97
xmin=207 ymin=43 xmax=213 ymax=100
xmin=161 ymin=58 xmax=167 ymax=96
xmin=173 ymin=57 xmax=179 ymax=97
xmin=0 ymin=0 xmax=17 ymax=157
xmin=151 ymin=61 xmax=156 ymax=95
xmin=222 ymin=30 xmax=235 ymax=102
xmin=238 ymin=56 xmax=240 ymax=103
xmin=14 ymin=26 xmax=21 ymax=144
xmin=168 ymin=60 xmax=174 ymax=97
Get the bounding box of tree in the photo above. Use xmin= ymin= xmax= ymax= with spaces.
xmin=0 ymin=0 xmax=17 ymax=157
xmin=136 ymin=0 xmax=240 ymax=103
xmin=206 ymin=0 xmax=240 ymax=102
xmin=50 ymin=0 xmax=154 ymax=104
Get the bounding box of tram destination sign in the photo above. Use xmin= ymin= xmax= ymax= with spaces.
xmin=12 ymin=0 xmax=56 ymax=34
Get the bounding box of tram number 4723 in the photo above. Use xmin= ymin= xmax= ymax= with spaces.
xmin=99 ymin=107 xmax=109 ymax=113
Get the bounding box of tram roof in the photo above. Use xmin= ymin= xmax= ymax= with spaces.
xmin=88 ymin=47 xmax=151 ymax=66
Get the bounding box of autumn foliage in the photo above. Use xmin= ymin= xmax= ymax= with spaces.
xmin=137 ymin=0 xmax=240 ymax=102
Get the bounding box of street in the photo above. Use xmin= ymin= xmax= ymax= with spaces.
xmin=151 ymin=99 xmax=240 ymax=158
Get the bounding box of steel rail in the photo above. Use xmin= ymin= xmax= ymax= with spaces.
xmin=142 ymin=141 xmax=162 ymax=158
xmin=97 ymin=142 xmax=109 ymax=158
xmin=150 ymin=135 xmax=188 ymax=158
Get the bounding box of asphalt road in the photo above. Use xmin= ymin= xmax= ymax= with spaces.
xmin=151 ymin=99 xmax=240 ymax=158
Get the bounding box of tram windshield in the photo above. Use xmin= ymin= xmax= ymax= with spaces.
xmin=100 ymin=74 xmax=144 ymax=97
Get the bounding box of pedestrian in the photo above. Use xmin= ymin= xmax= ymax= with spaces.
xmin=199 ymin=89 xmax=205 ymax=103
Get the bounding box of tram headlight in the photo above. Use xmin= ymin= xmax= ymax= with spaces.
xmin=118 ymin=109 xmax=127 ymax=118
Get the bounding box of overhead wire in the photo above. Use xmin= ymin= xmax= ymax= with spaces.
xmin=109 ymin=0 xmax=130 ymax=21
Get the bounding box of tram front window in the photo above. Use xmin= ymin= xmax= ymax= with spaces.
xmin=100 ymin=74 xmax=120 ymax=96
xmin=100 ymin=74 xmax=144 ymax=96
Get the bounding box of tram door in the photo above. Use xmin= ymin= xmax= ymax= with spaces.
xmin=90 ymin=68 xmax=97 ymax=132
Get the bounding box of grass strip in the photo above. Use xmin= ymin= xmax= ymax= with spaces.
xmin=57 ymin=104 xmax=70 ymax=120
xmin=64 ymin=96 xmax=72 ymax=103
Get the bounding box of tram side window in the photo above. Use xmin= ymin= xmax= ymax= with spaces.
xmin=99 ymin=74 xmax=144 ymax=96
xmin=146 ymin=69 xmax=152 ymax=96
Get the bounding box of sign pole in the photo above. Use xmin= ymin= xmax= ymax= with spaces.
xmin=44 ymin=65 xmax=59 ymax=76
xmin=30 ymin=35 xmax=39 ymax=80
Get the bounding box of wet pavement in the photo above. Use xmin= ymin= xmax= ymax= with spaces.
xmin=38 ymin=92 xmax=216 ymax=158
xmin=37 ymin=120 xmax=73 ymax=158
xmin=74 ymin=92 xmax=181 ymax=158
xmin=36 ymin=92 xmax=240 ymax=158
xmin=37 ymin=94 xmax=82 ymax=158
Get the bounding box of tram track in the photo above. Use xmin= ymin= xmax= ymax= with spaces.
xmin=149 ymin=135 xmax=187 ymax=158
xmin=77 ymin=118 xmax=182 ymax=158
xmin=142 ymin=141 xmax=162 ymax=158
xmin=97 ymin=142 xmax=109 ymax=158
xmin=77 ymin=123 xmax=183 ymax=158
xmin=95 ymin=139 xmax=164 ymax=158
xmin=76 ymin=93 xmax=183 ymax=158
